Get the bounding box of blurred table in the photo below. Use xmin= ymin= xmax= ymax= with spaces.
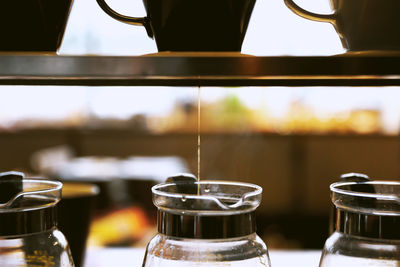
xmin=83 ymin=247 xmax=321 ymax=267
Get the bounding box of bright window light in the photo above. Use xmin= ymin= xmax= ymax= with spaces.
xmin=1 ymin=0 xmax=399 ymax=135
xmin=59 ymin=0 xmax=344 ymax=56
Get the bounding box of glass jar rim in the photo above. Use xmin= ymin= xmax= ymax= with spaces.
xmin=152 ymin=180 xmax=262 ymax=215
xmin=331 ymin=180 xmax=400 ymax=215
xmin=0 ymin=179 xmax=62 ymax=213
xmin=331 ymin=180 xmax=400 ymax=201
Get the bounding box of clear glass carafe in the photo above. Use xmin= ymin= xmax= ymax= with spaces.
xmin=0 ymin=171 xmax=74 ymax=267
xmin=320 ymin=180 xmax=400 ymax=267
xmin=142 ymin=178 xmax=271 ymax=267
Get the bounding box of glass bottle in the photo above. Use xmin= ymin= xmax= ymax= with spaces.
xmin=0 ymin=171 xmax=74 ymax=267
xmin=320 ymin=180 xmax=400 ymax=267
xmin=142 ymin=176 xmax=271 ymax=267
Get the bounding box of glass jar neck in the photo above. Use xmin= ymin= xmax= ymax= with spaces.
xmin=0 ymin=206 xmax=57 ymax=237
xmin=158 ymin=210 xmax=256 ymax=239
xmin=335 ymin=209 xmax=400 ymax=240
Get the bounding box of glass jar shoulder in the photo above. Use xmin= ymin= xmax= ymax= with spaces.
xmin=320 ymin=231 xmax=400 ymax=267
xmin=143 ymin=233 xmax=269 ymax=266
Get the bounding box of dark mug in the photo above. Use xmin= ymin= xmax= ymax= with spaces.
xmin=284 ymin=0 xmax=400 ymax=51
xmin=0 ymin=0 xmax=74 ymax=52
xmin=96 ymin=0 xmax=256 ymax=52
xmin=58 ymin=182 xmax=99 ymax=267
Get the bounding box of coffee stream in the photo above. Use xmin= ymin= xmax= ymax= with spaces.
xmin=197 ymin=87 xmax=201 ymax=195
xmin=197 ymin=87 xmax=201 ymax=182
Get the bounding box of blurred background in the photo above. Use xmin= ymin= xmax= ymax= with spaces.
xmin=1 ymin=0 xmax=400 ymax=253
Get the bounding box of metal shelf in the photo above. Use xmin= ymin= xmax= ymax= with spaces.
xmin=1 ymin=52 xmax=400 ymax=86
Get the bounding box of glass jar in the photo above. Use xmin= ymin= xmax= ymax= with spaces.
xmin=320 ymin=180 xmax=400 ymax=267
xmin=142 ymin=179 xmax=271 ymax=267
xmin=0 ymin=171 xmax=74 ymax=267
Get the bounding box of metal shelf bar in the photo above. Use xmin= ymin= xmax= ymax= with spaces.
xmin=1 ymin=53 xmax=400 ymax=86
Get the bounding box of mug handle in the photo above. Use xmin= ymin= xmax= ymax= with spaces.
xmin=96 ymin=0 xmax=153 ymax=37
xmin=283 ymin=0 xmax=336 ymax=24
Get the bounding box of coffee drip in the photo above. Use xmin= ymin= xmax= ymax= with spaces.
xmin=197 ymin=87 xmax=201 ymax=183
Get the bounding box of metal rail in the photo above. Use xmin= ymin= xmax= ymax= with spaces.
xmin=1 ymin=53 xmax=400 ymax=86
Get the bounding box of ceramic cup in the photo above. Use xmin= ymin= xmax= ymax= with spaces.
xmin=96 ymin=0 xmax=256 ymax=52
xmin=0 ymin=0 xmax=74 ymax=52
xmin=57 ymin=182 xmax=99 ymax=267
xmin=284 ymin=0 xmax=400 ymax=51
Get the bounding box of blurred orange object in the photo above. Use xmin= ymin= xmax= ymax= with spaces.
xmin=88 ymin=206 xmax=153 ymax=247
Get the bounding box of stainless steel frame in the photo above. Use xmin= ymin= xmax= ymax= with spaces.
xmin=1 ymin=53 xmax=400 ymax=86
